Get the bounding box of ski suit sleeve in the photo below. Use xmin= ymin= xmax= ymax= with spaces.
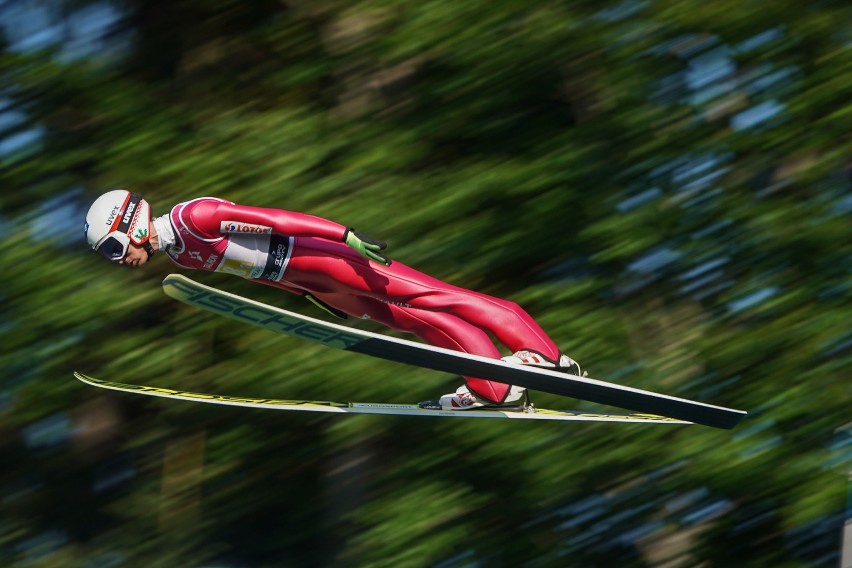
xmin=188 ymin=199 xmax=348 ymax=242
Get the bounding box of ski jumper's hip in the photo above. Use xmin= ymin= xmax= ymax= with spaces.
xmin=278 ymin=236 xmax=493 ymax=307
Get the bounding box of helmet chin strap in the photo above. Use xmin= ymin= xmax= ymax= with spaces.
xmin=142 ymin=241 xmax=155 ymax=259
xmin=139 ymin=211 xmax=159 ymax=260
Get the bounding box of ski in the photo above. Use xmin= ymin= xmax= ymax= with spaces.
xmin=161 ymin=274 xmax=747 ymax=429
xmin=73 ymin=372 xmax=691 ymax=424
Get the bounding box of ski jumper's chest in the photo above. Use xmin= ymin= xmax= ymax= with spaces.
xmin=165 ymin=200 xmax=293 ymax=281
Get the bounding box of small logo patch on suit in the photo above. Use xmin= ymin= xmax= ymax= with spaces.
xmin=220 ymin=221 xmax=273 ymax=234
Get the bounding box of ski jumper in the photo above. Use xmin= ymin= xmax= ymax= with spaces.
xmin=161 ymin=197 xmax=561 ymax=403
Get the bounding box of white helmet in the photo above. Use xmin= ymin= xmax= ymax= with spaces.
xmin=84 ymin=190 xmax=153 ymax=261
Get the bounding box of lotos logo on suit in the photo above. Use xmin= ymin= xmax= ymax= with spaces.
xmin=220 ymin=221 xmax=272 ymax=234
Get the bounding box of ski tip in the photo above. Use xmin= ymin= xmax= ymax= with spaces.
xmin=73 ymin=371 xmax=101 ymax=386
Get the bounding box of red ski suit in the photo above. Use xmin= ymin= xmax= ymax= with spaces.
xmin=162 ymin=197 xmax=561 ymax=402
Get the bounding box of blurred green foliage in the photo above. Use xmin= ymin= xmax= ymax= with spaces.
xmin=1 ymin=0 xmax=850 ymax=566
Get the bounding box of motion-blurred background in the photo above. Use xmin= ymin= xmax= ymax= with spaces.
xmin=1 ymin=1 xmax=850 ymax=566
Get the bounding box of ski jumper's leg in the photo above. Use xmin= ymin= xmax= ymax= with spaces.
xmin=282 ymin=238 xmax=561 ymax=403
xmin=305 ymin=291 xmax=509 ymax=401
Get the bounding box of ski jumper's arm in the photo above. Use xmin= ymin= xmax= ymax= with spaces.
xmin=187 ymin=198 xmax=387 ymax=265
xmin=186 ymin=199 xmax=348 ymax=242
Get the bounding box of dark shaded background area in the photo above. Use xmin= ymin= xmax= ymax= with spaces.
xmin=1 ymin=1 xmax=849 ymax=566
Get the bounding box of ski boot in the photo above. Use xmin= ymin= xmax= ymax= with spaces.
xmin=419 ymin=384 xmax=528 ymax=411
xmin=501 ymin=349 xmax=584 ymax=376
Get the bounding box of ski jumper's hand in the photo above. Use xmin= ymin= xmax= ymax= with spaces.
xmin=343 ymin=228 xmax=391 ymax=266
xmin=303 ymin=292 xmax=349 ymax=320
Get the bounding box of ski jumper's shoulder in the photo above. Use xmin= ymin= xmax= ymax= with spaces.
xmin=175 ymin=197 xmax=236 ymax=239
xmin=171 ymin=197 xmax=234 ymax=240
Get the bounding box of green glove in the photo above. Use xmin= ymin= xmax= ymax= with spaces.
xmin=304 ymin=292 xmax=349 ymax=320
xmin=343 ymin=227 xmax=391 ymax=266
